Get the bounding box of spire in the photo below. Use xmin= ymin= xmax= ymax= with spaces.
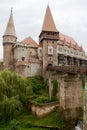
xmin=4 ymin=8 xmax=17 ymax=37
xmin=42 ymin=5 xmax=58 ymax=32
xmin=80 ymin=45 xmax=83 ymax=51
xmin=69 ymin=41 xmax=72 ymax=48
xmin=75 ymin=43 xmax=78 ymax=50
xmin=63 ymin=38 xmax=66 ymax=46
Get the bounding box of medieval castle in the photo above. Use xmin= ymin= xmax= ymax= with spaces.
xmin=0 ymin=5 xmax=87 ymax=77
xmin=0 ymin=5 xmax=87 ymax=128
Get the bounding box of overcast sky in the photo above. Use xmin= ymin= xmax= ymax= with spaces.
xmin=0 ymin=0 xmax=87 ymax=59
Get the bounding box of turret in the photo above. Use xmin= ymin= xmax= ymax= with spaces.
xmin=39 ymin=5 xmax=59 ymax=76
xmin=39 ymin=5 xmax=59 ymax=43
xmin=3 ymin=9 xmax=17 ymax=70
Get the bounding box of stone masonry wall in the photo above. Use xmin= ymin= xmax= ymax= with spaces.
xmin=47 ymin=71 xmax=83 ymax=121
xmin=83 ymin=83 xmax=87 ymax=130
xmin=64 ymin=74 xmax=82 ymax=109
xmin=15 ymin=62 xmax=42 ymax=77
xmin=3 ymin=44 xmax=14 ymax=70
xmin=31 ymin=102 xmax=59 ymax=118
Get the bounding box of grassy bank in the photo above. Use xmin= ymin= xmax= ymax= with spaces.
xmin=0 ymin=109 xmax=64 ymax=130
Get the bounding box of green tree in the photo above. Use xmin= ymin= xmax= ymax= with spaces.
xmin=0 ymin=69 xmax=28 ymax=121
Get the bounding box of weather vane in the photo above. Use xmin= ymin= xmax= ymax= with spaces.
xmin=11 ymin=7 xmax=13 ymax=14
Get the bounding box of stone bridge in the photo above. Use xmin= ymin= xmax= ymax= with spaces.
xmin=46 ymin=65 xmax=86 ymax=121
xmin=47 ymin=65 xmax=87 ymax=74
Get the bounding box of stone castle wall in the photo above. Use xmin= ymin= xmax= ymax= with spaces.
xmin=31 ymin=102 xmax=59 ymax=118
xmin=47 ymin=71 xmax=83 ymax=121
xmin=83 ymin=84 xmax=87 ymax=130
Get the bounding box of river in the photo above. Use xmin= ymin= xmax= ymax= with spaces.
xmin=74 ymin=120 xmax=83 ymax=130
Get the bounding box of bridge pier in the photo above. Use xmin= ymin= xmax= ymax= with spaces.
xmin=47 ymin=70 xmax=83 ymax=121
xmin=83 ymin=78 xmax=87 ymax=130
xmin=59 ymin=74 xmax=82 ymax=121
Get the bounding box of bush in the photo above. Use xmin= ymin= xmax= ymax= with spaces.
xmin=51 ymin=80 xmax=58 ymax=102
xmin=9 ymin=120 xmax=20 ymax=130
xmin=34 ymin=95 xmax=50 ymax=104
xmin=0 ymin=96 xmax=22 ymax=121
xmin=26 ymin=76 xmax=48 ymax=95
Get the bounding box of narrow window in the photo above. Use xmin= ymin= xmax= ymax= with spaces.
xmin=22 ymin=57 xmax=25 ymax=61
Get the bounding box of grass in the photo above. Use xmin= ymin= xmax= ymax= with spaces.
xmin=0 ymin=109 xmax=64 ymax=130
xmin=16 ymin=108 xmax=64 ymax=129
xmin=20 ymin=128 xmax=49 ymax=130
xmin=0 ymin=127 xmax=49 ymax=130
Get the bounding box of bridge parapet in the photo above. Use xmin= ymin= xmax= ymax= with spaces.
xmin=47 ymin=65 xmax=87 ymax=74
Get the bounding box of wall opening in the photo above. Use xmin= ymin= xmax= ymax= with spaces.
xmin=48 ymin=64 xmax=52 ymax=66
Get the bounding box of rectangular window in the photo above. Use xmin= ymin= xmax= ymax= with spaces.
xmin=48 ymin=46 xmax=53 ymax=55
xmin=67 ymin=50 xmax=69 ymax=53
xmin=64 ymin=49 xmax=66 ymax=52
xmin=59 ymin=47 xmax=62 ymax=52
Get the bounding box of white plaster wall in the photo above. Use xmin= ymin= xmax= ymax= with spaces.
xmin=57 ymin=44 xmax=86 ymax=59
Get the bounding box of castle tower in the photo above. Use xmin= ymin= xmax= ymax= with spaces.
xmin=3 ymin=9 xmax=17 ymax=70
xmin=39 ymin=5 xmax=59 ymax=76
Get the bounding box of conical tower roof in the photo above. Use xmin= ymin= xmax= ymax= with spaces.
xmin=42 ymin=5 xmax=58 ymax=32
xmin=4 ymin=9 xmax=17 ymax=37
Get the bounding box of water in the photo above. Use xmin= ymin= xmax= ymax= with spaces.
xmin=75 ymin=120 xmax=83 ymax=130
xmin=75 ymin=126 xmax=82 ymax=130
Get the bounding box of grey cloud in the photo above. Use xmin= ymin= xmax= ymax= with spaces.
xmin=0 ymin=0 xmax=87 ymax=59
xmin=0 ymin=0 xmax=20 ymax=5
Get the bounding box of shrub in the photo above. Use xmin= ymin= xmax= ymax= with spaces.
xmin=26 ymin=76 xmax=48 ymax=95
xmin=34 ymin=95 xmax=50 ymax=104
xmin=51 ymin=80 xmax=58 ymax=101
xmin=0 ymin=96 xmax=22 ymax=121
xmin=9 ymin=120 xmax=20 ymax=130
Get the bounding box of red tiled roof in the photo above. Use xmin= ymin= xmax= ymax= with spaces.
xmin=79 ymin=46 xmax=84 ymax=51
xmin=21 ymin=36 xmax=38 ymax=48
xmin=69 ymin=41 xmax=72 ymax=48
xmin=59 ymin=33 xmax=84 ymax=51
xmin=38 ymin=43 xmax=43 ymax=47
xmin=42 ymin=5 xmax=58 ymax=32
xmin=75 ymin=43 xmax=79 ymax=50
xmin=59 ymin=33 xmax=76 ymax=45
xmin=63 ymin=38 xmax=66 ymax=46
xmin=4 ymin=10 xmax=17 ymax=37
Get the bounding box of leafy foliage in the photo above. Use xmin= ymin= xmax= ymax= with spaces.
xmin=51 ymin=80 xmax=58 ymax=101
xmin=82 ymin=75 xmax=85 ymax=89
xmin=26 ymin=77 xmax=48 ymax=95
xmin=0 ymin=69 xmax=49 ymax=122
xmin=34 ymin=95 xmax=50 ymax=104
xmin=0 ymin=69 xmax=28 ymax=121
